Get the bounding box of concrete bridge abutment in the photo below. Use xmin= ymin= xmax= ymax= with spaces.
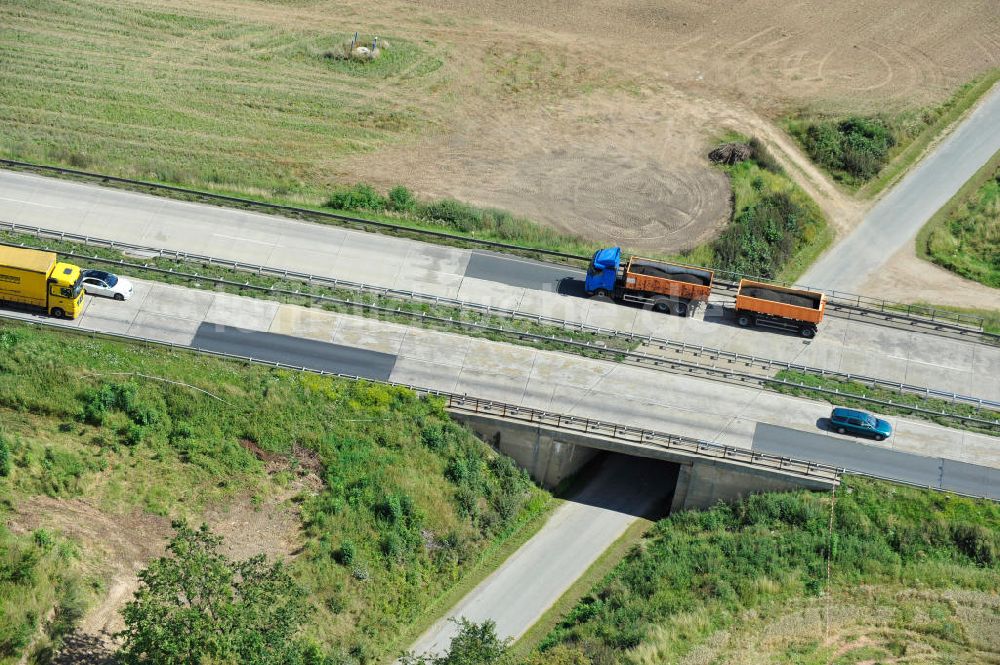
xmin=450 ymin=411 xmax=836 ymax=511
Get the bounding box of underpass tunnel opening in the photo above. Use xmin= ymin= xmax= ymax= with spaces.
xmin=556 ymin=451 xmax=679 ymax=522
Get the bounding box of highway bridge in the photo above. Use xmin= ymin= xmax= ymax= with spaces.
xmin=2 ymin=153 xmax=999 ymax=656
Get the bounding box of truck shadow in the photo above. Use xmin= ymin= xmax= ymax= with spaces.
xmin=556 ymin=276 xmax=587 ymax=298
xmin=816 ymin=417 xmax=832 ymax=432
xmin=700 ymin=303 xmax=815 ymax=340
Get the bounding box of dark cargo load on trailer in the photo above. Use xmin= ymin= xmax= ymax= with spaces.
xmin=735 ymin=278 xmax=826 ymax=338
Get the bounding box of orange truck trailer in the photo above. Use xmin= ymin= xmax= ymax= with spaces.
xmin=585 ymin=247 xmax=714 ymax=316
xmin=734 ymin=278 xmax=826 ymax=338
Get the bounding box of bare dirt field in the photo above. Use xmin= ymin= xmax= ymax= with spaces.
xmin=862 ymin=243 xmax=1000 ymax=310
xmin=336 ymin=0 xmax=999 ymax=251
xmin=5 ymin=0 xmax=996 ymax=253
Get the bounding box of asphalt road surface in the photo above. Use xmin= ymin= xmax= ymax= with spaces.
xmin=801 ymin=84 xmax=1000 ymax=293
xmin=464 ymin=251 xmax=583 ymax=291
xmin=753 ymin=423 xmax=1000 ymax=499
xmin=405 ymin=454 xmax=677 ymax=659
xmin=190 ymin=322 xmax=398 ymax=381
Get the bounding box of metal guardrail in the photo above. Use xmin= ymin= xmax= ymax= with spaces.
xmin=1 ymin=158 xmax=990 ymax=335
xmin=4 ymin=310 xmax=998 ymax=502
xmin=0 ymin=311 xmax=841 ymax=484
xmin=3 ymin=222 xmax=999 ymax=426
xmin=445 ymin=397 xmax=841 ymax=481
xmin=708 ymin=279 xmax=996 ymax=342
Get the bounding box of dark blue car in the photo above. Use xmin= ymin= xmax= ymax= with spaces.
xmin=830 ymin=407 xmax=892 ymax=441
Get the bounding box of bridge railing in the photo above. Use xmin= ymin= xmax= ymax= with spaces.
xmin=2 ymin=311 xmax=997 ymax=500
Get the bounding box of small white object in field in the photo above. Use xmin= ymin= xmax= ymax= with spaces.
xmin=354 ymin=46 xmax=371 ymax=57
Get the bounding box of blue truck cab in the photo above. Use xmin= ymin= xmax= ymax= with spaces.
xmin=585 ymin=247 xmax=621 ymax=296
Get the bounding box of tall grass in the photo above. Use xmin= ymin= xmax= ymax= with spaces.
xmin=922 ymin=159 xmax=1000 ymax=288
xmin=0 ymin=526 xmax=83 ymax=665
xmin=531 ymin=477 xmax=1000 ymax=664
xmin=684 ymin=139 xmax=832 ymax=281
xmin=787 ymin=70 xmax=1000 ymax=194
xmin=326 ymin=183 xmax=599 ymax=255
xmin=0 ymin=321 xmax=548 ymax=661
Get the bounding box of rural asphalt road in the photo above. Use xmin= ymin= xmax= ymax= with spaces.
xmin=404 ymin=455 xmax=677 ymax=658
xmin=801 ymin=84 xmax=1000 ymax=294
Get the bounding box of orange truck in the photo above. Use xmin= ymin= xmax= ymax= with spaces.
xmin=585 ymin=247 xmax=713 ymax=316
xmin=734 ymin=278 xmax=826 ymax=338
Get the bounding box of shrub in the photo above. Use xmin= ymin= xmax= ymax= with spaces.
xmin=797 ymin=116 xmax=895 ymax=183
xmin=416 ymin=198 xmax=482 ymax=233
xmin=388 ymin=185 xmax=417 ymax=212
xmin=327 ymin=183 xmax=387 ymax=211
xmin=119 ymin=522 xmax=312 ymax=665
xmin=0 ymin=435 xmax=9 ymax=477
xmin=335 ymin=540 xmax=356 ymax=566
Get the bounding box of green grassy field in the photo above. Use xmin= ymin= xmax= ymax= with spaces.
xmin=529 ymin=478 xmax=1000 ymax=664
xmin=0 ymin=320 xmax=549 ymax=663
xmin=0 ymin=0 xmax=448 ymax=199
xmin=917 ymin=150 xmax=1000 ymax=289
xmin=786 ymin=70 xmax=1000 ymax=195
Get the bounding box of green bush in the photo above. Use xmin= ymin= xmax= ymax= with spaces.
xmin=327 ymin=183 xmax=388 ymax=211
xmin=796 ymin=116 xmax=896 ymax=183
xmin=388 ymin=185 xmax=417 ymax=213
xmin=712 ymin=188 xmax=811 ymax=278
xmin=0 ymin=435 xmax=10 ymax=477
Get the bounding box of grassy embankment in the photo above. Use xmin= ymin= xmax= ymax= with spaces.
xmin=915 ymin=149 xmax=1000 ymax=289
xmin=786 ymin=70 xmax=1000 ymax=195
xmin=527 ymin=477 xmax=1000 ymax=664
xmin=0 ymin=321 xmax=550 ymax=663
xmin=7 ymin=230 xmax=997 ymax=432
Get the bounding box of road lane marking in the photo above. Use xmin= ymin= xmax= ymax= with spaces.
xmin=0 ymin=196 xmax=64 ymax=208
xmin=211 ymin=232 xmax=275 ymax=246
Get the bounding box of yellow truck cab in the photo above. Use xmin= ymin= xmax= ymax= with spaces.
xmin=0 ymin=246 xmax=85 ymax=319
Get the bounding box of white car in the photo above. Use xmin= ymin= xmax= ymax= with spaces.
xmin=81 ymin=269 xmax=134 ymax=301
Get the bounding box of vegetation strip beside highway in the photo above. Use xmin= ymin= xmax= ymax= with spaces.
xmin=915 ymin=149 xmax=1000 ymax=289
xmin=525 ymin=478 xmax=1000 ymax=664
xmin=2 ymin=231 xmax=996 ymax=434
xmin=773 ymin=370 xmax=999 ymax=436
xmin=0 ymin=319 xmax=553 ymax=662
xmin=787 ymin=70 xmax=1000 ymax=197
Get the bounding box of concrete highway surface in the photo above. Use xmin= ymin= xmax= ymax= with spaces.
xmin=1 ymin=170 xmax=998 ymax=401
xmin=802 ymin=84 xmax=1000 ymax=293
xmin=7 ymin=278 xmax=996 ymax=480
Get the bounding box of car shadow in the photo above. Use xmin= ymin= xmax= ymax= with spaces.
xmin=816 ymin=417 xmax=831 ymax=432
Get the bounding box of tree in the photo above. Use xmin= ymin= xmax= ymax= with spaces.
xmin=400 ymin=618 xmax=512 ymax=665
xmin=118 ymin=522 xmax=311 ymax=665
